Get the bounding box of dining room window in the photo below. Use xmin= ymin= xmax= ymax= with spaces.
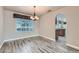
xmin=16 ymin=18 xmax=34 ymax=32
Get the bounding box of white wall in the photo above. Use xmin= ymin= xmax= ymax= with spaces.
xmin=4 ymin=10 xmax=39 ymax=41
xmin=40 ymin=7 xmax=79 ymax=49
xmin=0 ymin=7 xmax=4 ymax=47
xmin=39 ymin=12 xmax=55 ymax=41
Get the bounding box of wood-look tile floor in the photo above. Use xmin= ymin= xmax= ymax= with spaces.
xmin=0 ymin=36 xmax=79 ymax=53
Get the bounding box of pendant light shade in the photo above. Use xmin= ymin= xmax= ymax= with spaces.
xmin=30 ymin=6 xmax=39 ymax=21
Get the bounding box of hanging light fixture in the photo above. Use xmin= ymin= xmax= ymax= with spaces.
xmin=30 ymin=6 xmax=39 ymax=21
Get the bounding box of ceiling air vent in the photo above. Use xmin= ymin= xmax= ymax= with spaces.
xmin=47 ymin=10 xmax=52 ymax=13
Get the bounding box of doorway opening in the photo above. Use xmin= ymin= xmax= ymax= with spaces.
xmin=55 ymin=14 xmax=67 ymax=47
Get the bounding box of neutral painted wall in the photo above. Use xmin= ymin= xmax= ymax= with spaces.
xmin=0 ymin=7 xmax=4 ymax=47
xmin=4 ymin=10 xmax=39 ymax=41
xmin=40 ymin=7 xmax=79 ymax=48
xmin=39 ymin=11 xmax=55 ymax=41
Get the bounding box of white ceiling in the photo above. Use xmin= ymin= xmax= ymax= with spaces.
xmin=4 ymin=6 xmax=64 ymax=16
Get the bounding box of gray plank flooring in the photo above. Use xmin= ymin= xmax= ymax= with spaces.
xmin=0 ymin=36 xmax=79 ymax=53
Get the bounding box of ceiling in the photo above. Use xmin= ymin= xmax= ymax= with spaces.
xmin=4 ymin=6 xmax=64 ymax=16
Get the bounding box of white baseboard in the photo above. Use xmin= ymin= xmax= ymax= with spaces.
xmin=66 ymin=44 xmax=79 ymax=50
xmin=1 ymin=35 xmax=55 ymax=48
xmin=4 ymin=35 xmax=39 ymax=42
xmin=0 ymin=41 xmax=4 ymax=49
xmin=40 ymin=35 xmax=55 ymax=42
xmin=0 ymin=35 xmax=39 ymax=48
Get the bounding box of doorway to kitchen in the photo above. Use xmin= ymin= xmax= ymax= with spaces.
xmin=55 ymin=14 xmax=67 ymax=48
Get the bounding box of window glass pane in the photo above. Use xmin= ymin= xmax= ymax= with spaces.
xmin=16 ymin=18 xmax=34 ymax=32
